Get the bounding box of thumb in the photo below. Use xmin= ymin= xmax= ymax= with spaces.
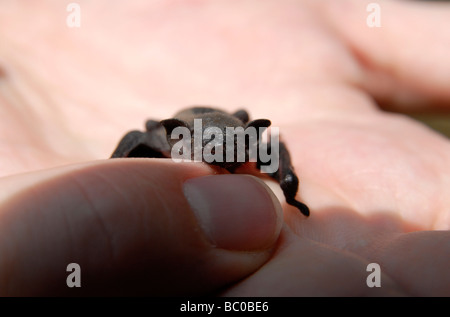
xmin=0 ymin=159 xmax=283 ymax=296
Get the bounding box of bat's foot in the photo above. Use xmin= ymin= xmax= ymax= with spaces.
xmin=286 ymin=198 xmax=310 ymax=217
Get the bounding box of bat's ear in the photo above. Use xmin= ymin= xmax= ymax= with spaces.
xmin=232 ymin=109 xmax=250 ymax=124
xmin=160 ymin=118 xmax=189 ymax=136
xmin=246 ymin=119 xmax=271 ymax=144
xmin=245 ymin=119 xmax=271 ymax=130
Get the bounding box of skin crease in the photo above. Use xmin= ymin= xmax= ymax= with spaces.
xmin=0 ymin=0 xmax=449 ymax=296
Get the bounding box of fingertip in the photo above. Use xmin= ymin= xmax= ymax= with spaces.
xmin=184 ymin=174 xmax=283 ymax=251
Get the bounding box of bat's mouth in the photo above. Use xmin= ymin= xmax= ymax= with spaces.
xmin=206 ymin=160 xmax=243 ymax=170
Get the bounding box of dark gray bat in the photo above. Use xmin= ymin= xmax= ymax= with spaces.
xmin=110 ymin=106 xmax=309 ymax=216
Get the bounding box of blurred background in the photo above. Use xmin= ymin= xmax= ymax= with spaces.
xmin=410 ymin=0 xmax=450 ymax=138
xmin=412 ymin=114 xmax=450 ymax=138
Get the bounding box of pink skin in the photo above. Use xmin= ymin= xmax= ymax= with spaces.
xmin=0 ymin=0 xmax=449 ymax=295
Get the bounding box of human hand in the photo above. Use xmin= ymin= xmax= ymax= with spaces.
xmin=0 ymin=0 xmax=449 ymax=296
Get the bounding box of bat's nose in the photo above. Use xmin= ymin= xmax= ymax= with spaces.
xmin=203 ymin=143 xmax=224 ymax=163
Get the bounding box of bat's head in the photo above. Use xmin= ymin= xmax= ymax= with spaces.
xmin=160 ymin=108 xmax=270 ymax=169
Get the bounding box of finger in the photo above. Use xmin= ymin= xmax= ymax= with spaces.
xmin=222 ymin=228 xmax=406 ymax=296
xmin=320 ymin=0 xmax=450 ymax=111
xmin=0 ymin=159 xmax=283 ymax=296
xmin=377 ymin=230 xmax=450 ymax=296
